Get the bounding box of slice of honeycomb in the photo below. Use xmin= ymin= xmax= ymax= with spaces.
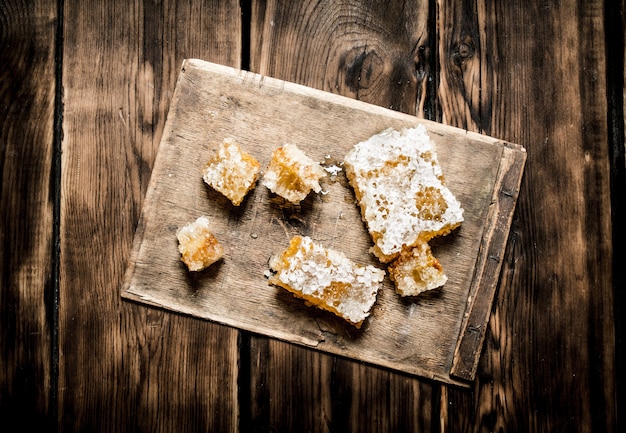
xmin=203 ymin=138 xmax=261 ymax=206
xmin=268 ymin=235 xmax=385 ymax=328
xmin=388 ymin=240 xmax=447 ymax=296
xmin=262 ymin=144 xmax=326 ymax=204
xmin=344 ymin=125 xmax=464 ymax=263
xmin=176 ymin=216 xmax=224 ymax=271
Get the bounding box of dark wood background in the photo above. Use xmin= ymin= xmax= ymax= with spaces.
xmin=1 ymin=0 xmax=623 ymax=432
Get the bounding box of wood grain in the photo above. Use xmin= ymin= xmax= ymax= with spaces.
xmin=245 ymin=337 xmax=438 ymax=433
xmin=59 ymin=0 xmax=241 ymax=431
xmin=438 ymin=0 xmax=616 ymax=432
xmin=251 ymin=0 xmax=431 ymax=115
xmin=0 ymin=0 xmax=57 ymax=429
xmin=450 ymin=144 xmax=526 ymax=381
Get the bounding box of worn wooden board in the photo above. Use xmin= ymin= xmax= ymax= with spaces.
xmin=122 ymin=59 xmax=525 ymax=386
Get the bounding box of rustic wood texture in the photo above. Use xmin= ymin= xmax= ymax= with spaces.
xmin=450 ymin=145 xmax=526 ymax=381
xmin=0 ymin=0 xmax=57 ymax=430
xmin=0 ymin=0 xmax=621 ymax=432
xmin=438 ymin=1 xmax=616 ymax=432
xmin=58 ymin=0 xmax=241 ymax=431
xmin=250 ymin=0 xmax=431 ymax=114
xmin=248 ymin=336 xmax=439 ymax=433
xmin=122 ymin=59 xmax=524 ymax=386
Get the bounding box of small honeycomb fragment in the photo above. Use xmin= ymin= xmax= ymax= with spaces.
xmin=262 ymin=143 xmax=326 ymax=204
xmin=343 ymin=125 xmax=464 ymax=263
xmin=203 ymin=138 xmax=261 ymax=206
xmin=177 ymin=216 xmax=224 ymax=271
xmin=388 ymin=240 xmax=447 ymax=297
xmin=268 ymin=235 xmax=385 ymax=328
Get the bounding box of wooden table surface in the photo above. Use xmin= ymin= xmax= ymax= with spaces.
xmin=1 ymin=0 xmax=623 ymax=432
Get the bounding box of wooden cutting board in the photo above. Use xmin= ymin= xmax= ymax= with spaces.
xmin=122 ymin=59 xmax=526 ymax=386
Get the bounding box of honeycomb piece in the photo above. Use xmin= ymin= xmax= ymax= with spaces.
xmin=203 ymin=138 xmax=261 ymax=206
xmin=388 ymin=240 xmax=447 ymax=297
xmin=343 ymin=125 xmax=464 ymax=263
xmin=176 ymin=216 xmax=224 ymax=271
xmin=262 ymin=143 xmax=326 ymax=204
xmin=268 ymin=235 xmax=385 ymax=328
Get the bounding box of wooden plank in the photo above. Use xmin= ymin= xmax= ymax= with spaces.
xmin=246 ymin=337 xmax=437 ymax=433
xmin=244 ymin=338 xmax=334 ymax=432
xmin=59 ymin=1 xmax=241 ymax=431
xmin=450 ymin=144 xmax=526 ymax=380
xmin=439 ymin=0 xmax=616 ymax=431
xmin=0 ymin=0 xmax=57 ymax=429
xmin=122 ymin=59 xmax=525 ymax=387
xmin=250 ymin=0 xmax=431 ymax=116
xmin=247 ymin=2 xmax=439 ymax=430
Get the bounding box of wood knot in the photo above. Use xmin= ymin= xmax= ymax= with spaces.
xmin=341 ymin=47 xmax=383 ymax=92
xmin=458 ymin=42 xmax=474 ymax=58
xmin=452 ymin=40 xmax=475 ymax=66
